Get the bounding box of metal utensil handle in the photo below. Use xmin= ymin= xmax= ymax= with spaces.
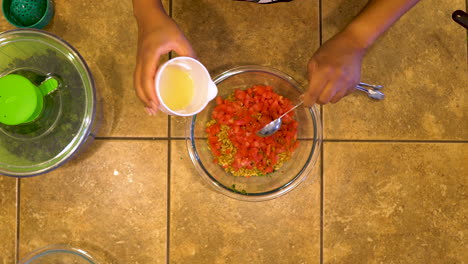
xmin=355 ymin=85 xmax=368 ymax=93
xmin=278 ymin=101 xmax=303 ymax=119
xmin=358 ymin=82 xmax=384 ymax=90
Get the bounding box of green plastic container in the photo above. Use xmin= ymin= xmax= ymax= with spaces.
xmin=0 ymin=29 xmax=96 ymax=177
xmin=2 ymin=0 xmax=54 ymax=29
xmin=0 ymin=74 xmax=59 ymax=125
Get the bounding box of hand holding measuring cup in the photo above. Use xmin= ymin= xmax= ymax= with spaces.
xmin=133 ymin=6 xmax=196 ymax=115
xmin=154 ymin=57 xmax=218 ymax=116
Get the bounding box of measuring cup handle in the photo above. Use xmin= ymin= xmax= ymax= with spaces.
xmin=207 ymin=81 xmax=218 ymax=101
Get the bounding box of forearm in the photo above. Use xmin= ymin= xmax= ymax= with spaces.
xmin=342 ymin=0 xmax=420 ymax=49
xmin=132 ymin=0 xmax=167 ymax=24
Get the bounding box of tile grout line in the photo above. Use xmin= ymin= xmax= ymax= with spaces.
xmin=15 ymin=178 xmax=20 ymax=264
xmin=167 ymin=2 xmax=173 ymax=264
xmin=166 ymin=119 xmax=172 ymax=264
xmin=166 ymin=132 xmax=172 ymax=264
xmin=318 ymin=0 xmax=324 ymax=262
xmin=320 ymin=139 xmax=324 ymax=264
xmin=94 ymin=137 xmax=468 ymax=144
xmin=94 ymin=137 xmax=170 ymax=140
xmin=322 ymin=139 xmax=468 ymax=143
xmin=164 ymin=137 xmax=468 ymax=143
xmin=319 ymin=115 xmax=324 ymax=264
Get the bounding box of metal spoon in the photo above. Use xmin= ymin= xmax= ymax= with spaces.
xmin=256 ymin=82 xmax=384 ymax=137
xmin=256 ymin=101 xmax=303 ymax=137
xmin=356 ymin=85 xmax=385 ymax=100
xmin=358 ymin=82 xmax=384 ymax=90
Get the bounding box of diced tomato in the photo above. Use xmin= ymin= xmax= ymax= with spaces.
xmin=206 ymin=85 xmax=300 ymax=176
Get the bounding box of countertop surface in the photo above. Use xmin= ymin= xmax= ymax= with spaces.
xmin=0 ymin=0 xmax=467 ymax=263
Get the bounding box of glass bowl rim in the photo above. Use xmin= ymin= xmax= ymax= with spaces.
xmin=19 ymin=244 xmax=98 ymax=264
xmin=186 ymin=65 xmax=322 ymax=202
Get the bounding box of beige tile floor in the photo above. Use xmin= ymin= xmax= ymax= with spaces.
xmin=322 ymin=0 xmax=468 ymax=140
xmin=0 ymin=0 xmax=467 ymax=263
xmin=323 ymin=143 xmax=467 ymax=263
xmin=0 ymin=177 xmax=16 ymax=264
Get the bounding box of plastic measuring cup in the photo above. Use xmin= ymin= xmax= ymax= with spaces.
xmin=155 ymin=57 xmax=218 ymax=116
xmin=0 ymin=74 xmax=59 ymax=125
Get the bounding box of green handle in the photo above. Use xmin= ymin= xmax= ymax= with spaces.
xmin=38 ymin=77 xmax=59 ymax=95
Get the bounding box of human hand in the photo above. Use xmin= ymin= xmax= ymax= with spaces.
xmin=134 ymin=11 xmax=196 ymax=115
xmin=303 ymin=31 xmax=367 ymax=106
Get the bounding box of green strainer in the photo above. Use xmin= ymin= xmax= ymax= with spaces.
xmin=10 ymin=0 xmax=46 ymax=26
xmin=2 ymin=0 xmax=54 ymax=28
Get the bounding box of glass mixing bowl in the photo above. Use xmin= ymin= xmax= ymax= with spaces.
xmin=186 ymin=65 xmax=322 ymax=201
xmin=19 ymin=245 xmax=97 ymax=264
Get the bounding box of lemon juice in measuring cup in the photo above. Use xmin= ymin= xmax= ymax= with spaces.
xmin=159 ymin=66 xmax=194 ymax=110
xmin=155 ymin=57 xmax=217 ymax=116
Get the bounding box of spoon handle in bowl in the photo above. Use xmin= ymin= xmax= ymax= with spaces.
xmin=278 ymin=101 xmax=303 ymax=119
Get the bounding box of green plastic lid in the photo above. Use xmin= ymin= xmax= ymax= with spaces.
xmin=2 ymin=0 xmax=55 ymax=29
xmin=0 ymin=29 xmax=95 ymax=177
xmin=0 ymin=74 xmax=58 ymax=125
xmin=10 ymin=0 xmax=47 ymax=26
